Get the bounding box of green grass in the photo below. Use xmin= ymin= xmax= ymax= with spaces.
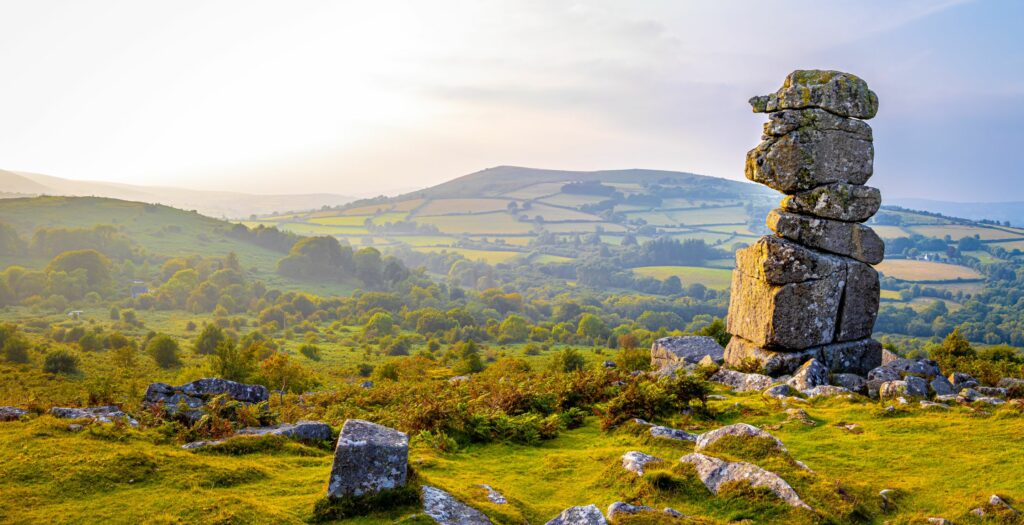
xmin=631 ymin=266 xmax=733 ymax=290
xmin=909 ymin=224 xmax=1022 ymax=241
xmin=412 ymin=247 xmax=526 ymax=264
xmin=415 ymin=213 xmax=535 ymax=235
xmin=874 ymin=260 xmax=984 ymax=282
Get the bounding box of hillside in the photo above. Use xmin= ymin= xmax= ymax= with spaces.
xmin=0 ymin=170 xmax=354 ymax=219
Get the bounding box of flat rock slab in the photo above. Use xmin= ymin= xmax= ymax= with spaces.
xmin=681 ymin=452 xmax=810 ymax=509
xmin=767 ymin=210 xmax=884 ymax=265
xmin=746 ymin=125 xmax=874 ymax=194
xmin=237 ymin=420 xmax=332 ymax=441
xmin=734 ymin=236 xmax=845 ymax=286
xmin=750 ymin=70 xmax=878 ymax=119
xmin=0 ymin=406 xmax=27 ymax=421
xmin=622 ymin=451 xmax=664 ymax=476
xmin=695 ymin=423 xmax=786 ymax=453
xmin=50 ymin=406 xmax=138 ymax=427
xmin=327 ymin=419 xmax=409 ymax=498
xmin=650 ymin=336 xmax=724 ymax=370
xmin=725 ymin=337 xmax=881 ymax=376
xmin=544 ymin=505 xmax=608 ymax=525
xmin=422 ymin=485 xmax=492 ymax=525
xmin=650 ymin=425 xmax=697 ymax=442
xmin=781 ymin=182 xmax=881 ymax=222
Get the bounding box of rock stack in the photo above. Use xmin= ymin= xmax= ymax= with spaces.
xmin=724 ymin=70 xmax=883 ymax=377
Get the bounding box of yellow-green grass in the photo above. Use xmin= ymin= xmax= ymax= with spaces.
xmin=875 ymin=260 xmax=983 ymax=282
xmin=416 ymin=198 xmax=517 ymax=216
xmin=390 ymin=199 xmax=425 ymax=212
xmin=631 ymin=266 xmax=733 ymax=290
xmin=531 ymin=254 xmax=575 ymax=264
xmin=526 ymin=203 xmax=600 ymax=222
xmin=413 ymin=247 xmax=526 ymax=264
xmin=388 ymin=236 xmax=457 ymax=247
xmin=670 ymin=206 xmax=747 ymax=226
xmin=416 ymin=214 xmax=535 ymax=235
xmin=536 ymin=194 xmax=609 ymax=208
xmin=542 ymin=222 xmax=626 ymax=233
xmin=880 ymin=289 xmax=902 ymax=301
xmin=308 ymin=216 xmax=373 ymax=226
xmin=275 ymin=223 xmax=369 ymax=236
xmin=367 ymin=213 xmax=410 ymax=225
xmin=340 ymin=203 xmax=398 ymax=216
xmin=988 ymin=240 xmax=1024 ymax=252
xmin=500 ymin=182 xmax=566 ymax=199
xmin=5 ymin=393 xmax=1024 ymax=523
xmin=908 ymin=225 xmax=1022 ymax=241
xmin=870 ymin=225 xmax=911 ymax=239
xmin=963 ymin=250 xmax=1005 ymax=264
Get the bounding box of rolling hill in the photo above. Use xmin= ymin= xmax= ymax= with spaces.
xmin=0 ymin=169 xmax=354 ymax=219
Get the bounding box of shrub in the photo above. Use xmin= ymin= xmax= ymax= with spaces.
xmin=550 ymin=348 xmax=586 ymax=373
xmin=43 ymin=350 xmax=80 ymax=375
xmin=615 ymin=347 xmax=651 ymax=372
xmin=299 ymin=343 xmax=322 ymax=361
xmin=3 ymin=337 xmax=31 ymax=364
xmin=147 ymin=334 xmax=181 ymax=369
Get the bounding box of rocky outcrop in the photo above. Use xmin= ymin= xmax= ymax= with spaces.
xmin=695 ymin=423 xmax=786 ymax=453
xmin=787 ymin=359 xmax=829 ymax=391
xmin=544 ymin=505 xmax=608 ymax=525
xmin=143 ymin=378 xmax=269 ymax=421
xmin=725 ymin=70 xmax=883 ymax=379
xmin=650 ymin=425 xmax=697 ymax=442
xmin=680 ymin=453 xmax=810 ymax=509
xmin=650 ymin=336 xmax=724 ymax=372
xmin=709 ymin=368 xmax=774 ymax=392
xmin=422 ymin=485 xmax=492 ymax=525
xmin=50 ymin=406 xmax=138 ymax=427
xmin=327 ymin=419 xmax=408 ymax=499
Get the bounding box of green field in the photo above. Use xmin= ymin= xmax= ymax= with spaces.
xmin=414 ymin=247 xmax=526 ymax=264
xmin=631 ymin=266 xmax=733 ymax=290
xmin=875 ymin=260 xmax=984 ymax=282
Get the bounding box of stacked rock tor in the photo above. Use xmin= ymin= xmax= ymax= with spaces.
xmin=724 ymin=70 xmax=884 ymax=377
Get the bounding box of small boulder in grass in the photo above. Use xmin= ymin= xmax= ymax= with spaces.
xmin=695 ymin=423 xmax=786 ymax=453
xmin=544 ymin=505 xmax=607 ymax=525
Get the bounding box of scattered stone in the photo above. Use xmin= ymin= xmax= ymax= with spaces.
xmin=785 ymin=408 xmax=815 ymax=426
xmin=327 ymin=419 xmax=409 ymax=498
xmin=236 ymin=420 xmax=332 ymax=442
xmin=767 ymin=210 xmax=884 ymax=265
xmin=448 ymin=376 xmax=470 ymax=383
xmin=544 ymin=504 xmax=607 ymax=525
xmin=650 ymin=425 xmax=697 ymax=442
xmin=680 ymin=453 xmax=810 ymax=509
xmin=832 ymin=373 xmax=867 ymax=395
xmin=361 ymin=381 xmax=374 ymax=388
xmin=884 ymin=359 xmax=941 ymax=380
xmin=621 ymin=451 xmax=664 ymax=477
xmin=749 ymin=70 xmax=879 ymax=119
xmin=949 ymin=372 xmax=979 ymax=389
xmin=181 ymin=440 xmax=223 ymax=450
xmin=929 ymin=375 xmax=956 ymax=396
xmin=709 ymin=368 xmax=774 ymax=392
xmin=879 ymin=488 xmax=897 ymax=512
xmin=879 ymin=377 xmax=928 ymax=400
xmin=421 ymin=485 xmax=492 ymax=525
xmin=479 ymin=485 xmax=507 ymax=505
xmin=606 ymin=502 xmax=654 ymax=521
xmin=695 ymin=423 xmax=786 ymax=452
xmin=996 ymin=377 xmax=1024 ymax=390
xmin=602 ymin=360 xmax=617 ymax=369
xmin=781 ymin=182 xmax=881 ymax=222
xmin=958 ymin=388 xmax=982 ymax=402
xmin=971 ymin=494 xmax=1019 ymax=517
xmin=834 ymin=422 xmax=862 ymax=434
xmin=977 ymin=386 xmax=1008 ymax=398
xmin=663 ymin=507 xmax=685 ymax=518
xmin=763 ymin=384 xmax=793 ymax=399
xmin=926 ymin=518 xmax=950 ymax=525
xmin=919 ymin=401 xmax=949 ymax=410
xmin=803 ymin=385 xmax=851 ymax=398
xmin=0 ymin=406 xmax=27 ymax=422
xmin=934 ymin=395 xmax=957 ymax=403
xmin=49 ymin=406 xmax=138 ymax=427
xmin=975 ymin=397 xmax=1006 ymax=406
xmin=787 ymin=359 xmax=830 ymax=391
xmin=867 ymin=366 xmax=901 ymax=382
xmin=67 ymin=423 xmax=84 ymax=432
xmin=650 ymin=336 xmax=725 ymax=372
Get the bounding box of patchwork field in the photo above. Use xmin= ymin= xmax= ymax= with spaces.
xmin=875 ymin=260 xmax=984 ymax=282
xmin=631 ymin=265 xmax=733 ymax=290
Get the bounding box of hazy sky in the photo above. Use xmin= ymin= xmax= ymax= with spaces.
xmin=2 ymin=0 xmax=1022 ymax=200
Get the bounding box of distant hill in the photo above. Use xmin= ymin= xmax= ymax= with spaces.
xmin=888 ymin=198 xmax=1024 ymax=227
xmin=0 ymin=169 xmax=354 ymax=219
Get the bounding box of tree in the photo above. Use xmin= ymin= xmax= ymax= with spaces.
xmin=696 ymin=318 xmax=731 ymax=347
xmin=193 ymin=324 xmax=226 ymax=355
xmin=256 ymin=352 xmax=317 ymax=395
xmin=43 ymin=350 xmax=80 ymax=375
xmin=550 ymin=348 xmax=586 ymax=373
xmin=209 ymin=339 xmax=256 ymax=382
xmin=46 ymin=249 xmax=111 ymax=287
xmin=498 ymin=315 xmax=530 ymax=344
xmin=364 ymin=312 xmax=395 ymax=337
xmin=147 ymin=335 xmax=181 ymax=369
xmin=576 ymin=314 xmax=608 ymax=342
xmin=354 ymin=247 xmax=384 ymax=287
xmin=929 ymin=327 xmax=975 ymax=373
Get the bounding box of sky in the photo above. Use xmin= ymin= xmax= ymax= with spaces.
xmin=1 ymin=0 xmax=1022 ymax=200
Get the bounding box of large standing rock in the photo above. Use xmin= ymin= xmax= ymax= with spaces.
xmin=680 ymin=453 xmax=810 ymax=509
xmin=781 ymin=182 xmax=881 ymax=222
xmin=650 ymin=336 xmax=724 ymax=371
xmin=421 ymin=486 xmax=492 ymax=525
xmin=727 ymin=262 xmax=844 ymax=349
xmin=695 ymin=423 xmax=786 ymax=453
xmin=544 ymin=505 xmax=607 ymax=525
xmin=327 ymin=419 xmax=408 ymax=498
xmin=734 ymin=236 xmax=846 ymax=285
xmin=746 ymin=123 xmax=873 ymax=194
xmin=749 ymin=70 xmax=879 ymax=119
xmin=836 ymin=260 xmax=880 ymax=341
xmin=767 ymin=210 xmax=884 ymax=265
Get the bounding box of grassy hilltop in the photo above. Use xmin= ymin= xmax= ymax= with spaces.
xmin=0 ymin=169 xmax=1023 ymax=523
